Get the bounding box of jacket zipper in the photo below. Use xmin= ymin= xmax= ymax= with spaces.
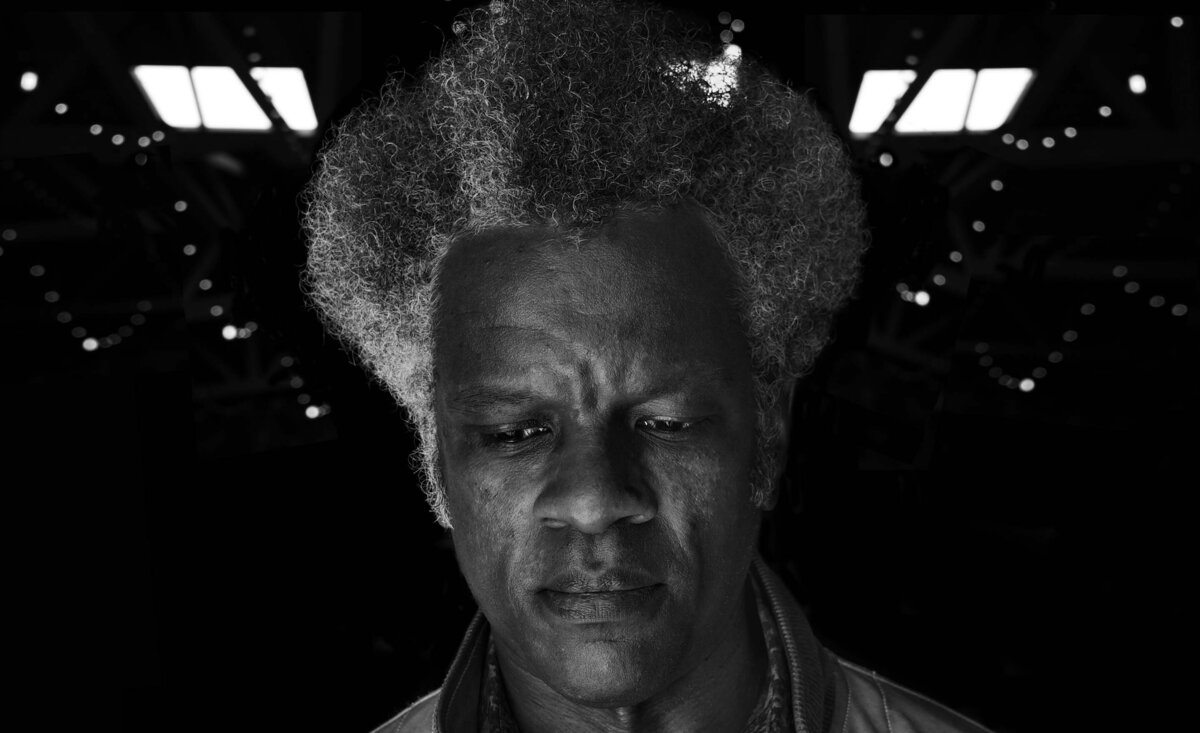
xmin=754 ymin=557 xmax=811 ymax=733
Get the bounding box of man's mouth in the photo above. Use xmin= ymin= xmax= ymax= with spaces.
xmin=537 ymin=583 xmax=667 ymax=623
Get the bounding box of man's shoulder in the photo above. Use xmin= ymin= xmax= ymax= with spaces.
xmin=834 ymin=658 xmax=993 ymax=733
xmin=367 ymin=689 xmax=440 ymax=733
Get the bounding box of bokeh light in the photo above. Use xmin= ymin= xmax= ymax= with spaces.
xmin=82 ymin=337 xmax=98 ymax=351
xmin=1019 ymin=378 xmax=1035 ymax=392
xmin=1081 ymin=303 xmax=1095 ymax=315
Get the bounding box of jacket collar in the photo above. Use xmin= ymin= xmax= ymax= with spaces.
xmin=434 ymin=555 xmax=832 ymax=733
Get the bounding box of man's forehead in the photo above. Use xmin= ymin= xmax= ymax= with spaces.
xmin=440 ymin=360 xmax=742 ymax=414
xmin=432 ymin=206 xmax=753 ymax=399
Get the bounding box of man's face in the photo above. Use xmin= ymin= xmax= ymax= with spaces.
xmin=433 ymin=207 xmax=764 ymax=707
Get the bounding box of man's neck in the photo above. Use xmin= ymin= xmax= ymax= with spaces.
xmin=496 ymin=575 xmax=768 ymax=733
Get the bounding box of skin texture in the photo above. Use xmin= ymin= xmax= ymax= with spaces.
xmin=433 ymin=205 xmax=795 ymax=732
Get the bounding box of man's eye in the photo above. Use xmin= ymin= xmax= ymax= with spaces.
xmin=637 ymin=417 xmax=692 ymax=433
xmin=489 ymin=426 xmax=550 ymax=444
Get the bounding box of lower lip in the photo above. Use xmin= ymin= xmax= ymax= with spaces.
xmin=540 ymin=585 xmax=666 ymax=623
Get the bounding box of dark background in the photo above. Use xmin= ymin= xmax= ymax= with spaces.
xmin=4 ymin=5 xmax=1194 ymax=732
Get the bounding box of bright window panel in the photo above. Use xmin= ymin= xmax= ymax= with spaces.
xmin=848 ymin=70 xmax=917 ymax=134
xmin=895 ymin=68 xmax=976 ymax=133
xmin=132 ymin=65 xmax=201 ymax=129
xmin=191 ymin=66 xmax=271 ymax=131
xmin=249 ymin=67 xmax=318 ymax=133
xmin=965 ymin=68 xmax=1035 ymax=132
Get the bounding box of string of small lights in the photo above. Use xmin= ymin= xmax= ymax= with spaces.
xmin=7 ymin=52 xmax=332 ymax=423
xmin=882 ymin=16 xmax=1191 ymax=395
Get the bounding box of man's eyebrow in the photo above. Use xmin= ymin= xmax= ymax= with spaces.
xmin=444 ymin=368 xmax=740 ymax=415
xmin=445 ymin=386 xmax=542 ymax=415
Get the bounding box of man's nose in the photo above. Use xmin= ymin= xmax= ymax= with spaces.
xmin=534 ymin=430 xmax=656 ymax=533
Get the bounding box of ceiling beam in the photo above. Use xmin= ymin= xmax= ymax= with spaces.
xmin=1005 ymin=15 xmax=1103 ymax=131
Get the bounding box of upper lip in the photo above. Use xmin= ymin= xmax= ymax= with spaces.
xmin=542 ymin=569 xmax=662 ymax=594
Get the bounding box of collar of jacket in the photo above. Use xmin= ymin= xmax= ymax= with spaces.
xmin=427 ymin=555 xmax=836 ymax=733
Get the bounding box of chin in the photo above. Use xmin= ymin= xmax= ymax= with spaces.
xmin=544 ymin=638 xmax=673 ymax=709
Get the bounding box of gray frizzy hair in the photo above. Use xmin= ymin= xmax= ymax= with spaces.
xmin=301 ymin=0 xmax=871 ymax=528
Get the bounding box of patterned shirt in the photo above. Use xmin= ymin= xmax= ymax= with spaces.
xmin=478 ymin=571 xmax=793 ymax=732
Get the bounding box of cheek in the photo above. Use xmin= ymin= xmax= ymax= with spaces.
xmin=442 ymin=444 xmax=534 ymax=601
xmin=641 ymin=439 xmax=758 ymax=565
xmin=643 ymin=434 xmax=755 ymax=515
